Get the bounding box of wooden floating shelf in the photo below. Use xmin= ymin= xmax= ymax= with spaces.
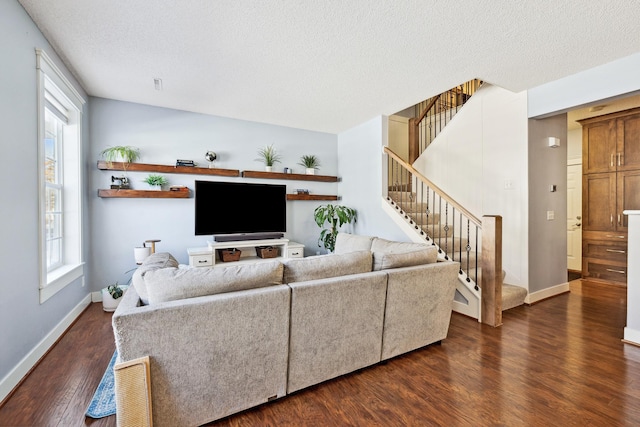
xmin=97 ymin=161 xmax=240 ymax=177
xmin=286 ymin=194 xmax=339 ymax=201
xmin=242 ymin=170 xmax=339 ymax=182
xmin=98 ymin=188 xmax=191 ymax=198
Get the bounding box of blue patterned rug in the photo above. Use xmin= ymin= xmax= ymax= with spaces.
xmin=86 ymin=350 xmax=117 ymax=418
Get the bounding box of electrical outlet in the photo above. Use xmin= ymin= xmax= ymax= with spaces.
xmin=547 ymin=211 xmax=555 ymax=220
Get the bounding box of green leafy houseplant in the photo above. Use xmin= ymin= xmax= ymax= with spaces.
xmin=255 ymin=144 xmax=282 ymax=167
xmin=298 ymin=155 xmax=321 ymax=170
xmin=107 ymin=283 xmax=125 ymax=299
xmin=99 ymin=145 xmax=140 ymax=165
xmin=314 ymin=204 xmax=357 ymax=252
xmin=143 ymin=174 xmax=168 ymax=187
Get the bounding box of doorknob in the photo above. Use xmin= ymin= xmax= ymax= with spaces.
xmin=574 ymin=223 xmax=581 ymax=227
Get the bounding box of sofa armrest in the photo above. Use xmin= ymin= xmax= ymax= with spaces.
xmin=112 ymin=284 xmax=291 ymax=427
xmin=381 ymin=260 xmax=459 ymax=360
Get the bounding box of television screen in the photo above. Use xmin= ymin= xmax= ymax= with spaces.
xmin=195 ymin=181 xmax=286 ymax=236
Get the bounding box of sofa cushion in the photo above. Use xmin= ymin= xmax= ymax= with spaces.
xmin=132 ymin=252 xmax=179 ymax=305
xmin=376 ymin=248 xmax=438 ymax=270
xmin=144 ymin=260 xmax=284 ymax=304
xmin=334 ymin=233 xmax=375 ymax=254
xmin=370 ymin=238 xmax=437 ymax=271
xmin=283 ymin=250 xmax=372 ymax=283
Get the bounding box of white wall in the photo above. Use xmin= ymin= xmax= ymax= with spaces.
xmin=0 ymin=0 xmax=90 ymax=399
xmin=337 ymin=116 xmax=407 ymax=241
xmin=88 ymin=98 xmax=338 ymax=286
xmin=528 ymin=52 xmax=640 ymax=118
xmin=413 ymin=85 xmax=529 ymax=288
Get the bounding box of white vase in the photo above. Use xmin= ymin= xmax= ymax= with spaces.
xmin=101 ymin=285 xmax=129 ymax=312
xmin=134 ymin=246 xmax=152 ymax=264
xmin=148 ymin=184 xmax=162 ymax=191
xmin=306 ymin=168 xmax=315 ymax=175
xmin=265 ymin=166 xmax=273 ymax=172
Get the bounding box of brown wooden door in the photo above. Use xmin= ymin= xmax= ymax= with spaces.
xmin=583 ymin=120 xmax=616 ymax=174
xmin=617 ymin=170 xmax=640 ymax=231
xmin=583 ymin=173 xmax=616 ymax=231
xmin=617 ymin=112 xmax=640 ymax=171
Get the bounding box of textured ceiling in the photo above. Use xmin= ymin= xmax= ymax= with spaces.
xmin=18 ymin=0 xmax=640 ymax=133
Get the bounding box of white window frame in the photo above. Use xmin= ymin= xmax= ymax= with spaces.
xmin=36 ymin=49 xmax=86 ymax=303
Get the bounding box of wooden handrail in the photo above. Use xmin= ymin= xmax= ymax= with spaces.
xmin=384 ymin=146 xmax=482 ymax=227
xmin=414 ymin=94 xmax=441 ymax=125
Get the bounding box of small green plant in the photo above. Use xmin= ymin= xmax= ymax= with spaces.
xmin=255 ymin=144 xmax=282 ymax=166
xmin=107 ymin=283 xmax=125 ymax=299
xmin=314 ymin=204 xmax=357 ymax=252
xmin=298 ymin=155 xmax=321 ymax=170
xmin=143 ymin=174 xmax=168 ymax=186
xmin=100 ymin=146 xmax=140 ymax=164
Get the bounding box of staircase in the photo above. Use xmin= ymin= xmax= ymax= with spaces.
xmin=384 ymin=80 xmax=527 ymax=324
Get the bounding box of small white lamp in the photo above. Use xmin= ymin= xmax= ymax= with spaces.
xmin=546 ymin=137 xmax=560 ymax=148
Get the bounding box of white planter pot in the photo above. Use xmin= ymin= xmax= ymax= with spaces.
xmin=134 ymin=246 xmax=152 ymax=264
xmin=306 ymin=168 xmax=315 ymax=175
xmin=148 ymin=184 xmax=162 ymax=191
xmin=265 ymin=166 xmax=273 ymax=172
xmin=101 ymin=285 xmax=129 ymax=312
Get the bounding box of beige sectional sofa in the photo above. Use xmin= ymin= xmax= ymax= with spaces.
xmin=112 ymin=233 xmax=459 ymax=426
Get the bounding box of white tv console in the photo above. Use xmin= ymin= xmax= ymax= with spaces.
xmin=187 ymin=238 xmax=304 ymax=268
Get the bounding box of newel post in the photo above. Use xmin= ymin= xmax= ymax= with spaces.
xmin=481 ymin=215 xmax=503 ymax=327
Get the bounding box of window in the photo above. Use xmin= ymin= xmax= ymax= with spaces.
xmin=36 ymin=49 xmax=86 ymax=303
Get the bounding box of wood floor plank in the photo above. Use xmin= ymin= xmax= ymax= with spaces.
xmin=1 ymin=280 xmax=639 ymax=426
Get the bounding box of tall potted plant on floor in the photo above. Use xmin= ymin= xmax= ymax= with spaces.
xmin=314 ymin=204 xmax=357 ymax=253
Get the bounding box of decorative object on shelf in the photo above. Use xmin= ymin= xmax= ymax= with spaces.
xmin=256 ymin=246 xmax=279 ymax=258
xmin=294 ymin=189 xmax=310 ymax=194
xmin=134 ymin=246 xmax=152 ymax=264
xmin=298 ymin=155 xmax=321 ymax=175
xmin=218 ymin=248 xmax=241 ymax=262
xmin=314 ymin=204 xmax=357 ymax=253
xmin=169 ymin=185 xmax=188 ymax=191
xmin=205 ymin=151 xmax=217 ymax=168
xmin=111 ymin=175 xmax=130 ymax=189
xmin=100 ymin=145 xmax=140 ymax=166
xmin=255 ymin=144 xmax=282 ymax=172
xmin=176 ymin=159 xmax=195 ymax=167
xmin=143 ymin=174 xmax=168 ymax=190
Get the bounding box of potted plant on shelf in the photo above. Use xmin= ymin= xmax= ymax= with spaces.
xmin=298 ymin=155 xmax=321 ymax=175
xmin=255 ymin=144 xmax=282 ymax=172
xmin=143 ymin=174 xmax=168 ymax=190
xmin=314 ymin=204 xmax=357 ymax=253
xmin=100 ymin=145 xmax=141 ymax=166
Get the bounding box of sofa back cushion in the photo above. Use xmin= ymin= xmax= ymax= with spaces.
xmin=283 ymin=250 xmax=372 ymax=283
xmin=334 ymin=233 xmax=375 ymax=254
xmin=144 ymin=260 xmax=284 ymax=304
xmin=132 ymin=252 xmax=179 ymax=305
xmin=370 ymin=238 xmax=438 ymax=271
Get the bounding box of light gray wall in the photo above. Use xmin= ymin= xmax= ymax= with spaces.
xmin=88 ymin=97 xmax=337 ymax=289
xmin=337 ymin=116 xmax=407 ymax=241
xmin=527 ymin=114 xmax=568 ymax=293
xmin=0 ymin=0 xmax=90 ymax=385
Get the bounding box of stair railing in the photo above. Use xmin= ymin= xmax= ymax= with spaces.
xmin=408 ymin=79 xmax=482 ymax=162
xmin=385 ymin=146 xmax=502 ymax=326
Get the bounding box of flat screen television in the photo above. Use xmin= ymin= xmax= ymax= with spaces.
xmin=195 ymin=180 xmax=286 ymax=238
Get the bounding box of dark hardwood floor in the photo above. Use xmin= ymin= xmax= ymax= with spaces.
xmin=1 ymin=280 xmax=639 ymax=426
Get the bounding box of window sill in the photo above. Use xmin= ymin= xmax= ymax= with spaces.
xmin=40 ymin=263 xmax=84 ymax=303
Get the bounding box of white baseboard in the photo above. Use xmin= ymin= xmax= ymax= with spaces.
xmin=91 ymin=290 xmax=103 ymax=302
xmin=0 ymin=294 xmax=91 ymax=404
xmin=524 ymin=282 xmax=570 ymax=304
xmin=624 ymin=327 xmax=640 ymax=346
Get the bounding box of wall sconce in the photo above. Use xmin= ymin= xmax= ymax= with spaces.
xmin=546 ymin=137 xmax=560 ymax=148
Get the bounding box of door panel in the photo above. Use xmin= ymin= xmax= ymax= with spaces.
xmin=567 ymin=164 xmax=582 ymax=271
xmin=583 ymin=173 xmax=615 ymax=231
xmin=617 ymin=170 xmax=640 ymax=231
